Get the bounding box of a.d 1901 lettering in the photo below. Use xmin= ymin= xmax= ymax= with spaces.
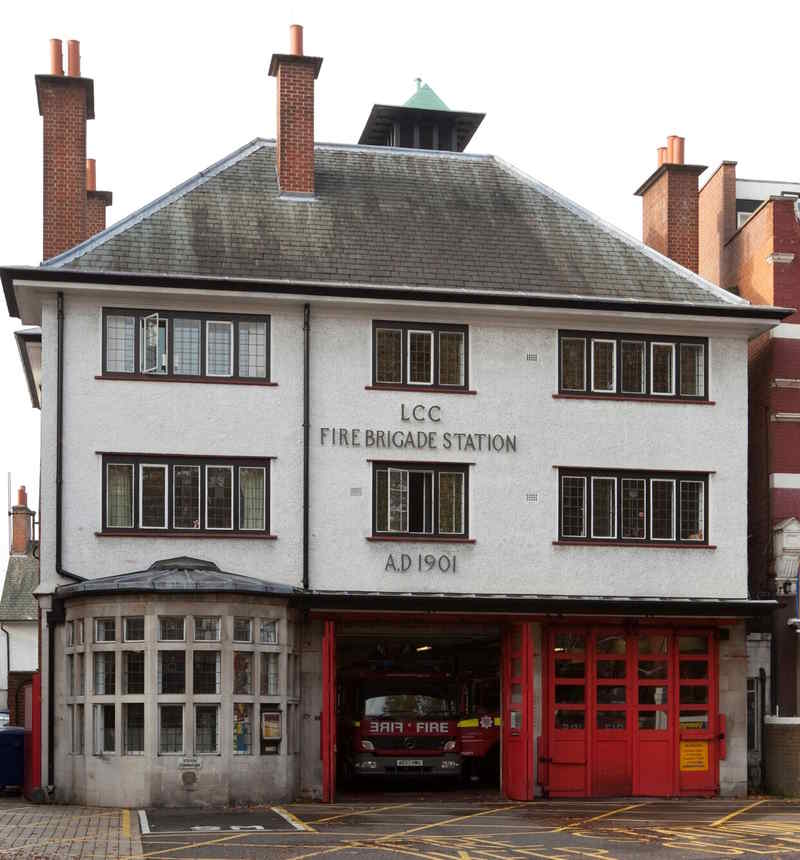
xmin=385 ymin=553 xmax=456 ymax=573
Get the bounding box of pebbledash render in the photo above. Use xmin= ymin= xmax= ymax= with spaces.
xmin=2 ymin=28 xmax=790 ymax=807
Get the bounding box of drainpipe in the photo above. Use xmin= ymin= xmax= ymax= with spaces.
xmin=759 ymin=666 xmax=767 ymax=791
xmin=303 ymin=303 xmax=310 ymax=591
xmin=0 ymin=624 xmax=9 ymax=714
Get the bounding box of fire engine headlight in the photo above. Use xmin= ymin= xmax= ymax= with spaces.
xmin=443 ymin=740 xmax=457 ymax=752
xmin=360 ymin=739 xmax=375 ymax=751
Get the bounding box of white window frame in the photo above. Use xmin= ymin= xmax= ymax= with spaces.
xmin=375 ymin=327 xmax=403 ymax=384
xmin=123 ymin=616 xmax=145 ymax=642
xmin=105 ymin=314 xmax=136 ymax=374
xmin=679 ymin=343 xmax=706 ymax=398
xmin=141 ymin=313 xmax=167 ymax=375
xmin=438 ymin=330 xmax=465 ymax=387
xmin=560 ymin=336 xmax=587 ymax=392
xmin=106 ymin=463 xmax=134 ymax=529
xmin=680 ymin=480 xmax=705 ymax=542
xmin=195 ymin=704 xmax=221 ymax=755
xmin=259 ymin=619 xmax=279 ymax=645
xmin=233 ymin=617 xmax=253 ymax=643
xmin=206 ymin=320 xmax=234 ymax=378
xmin=95 ymin=617 xmax=116 ymax=643
xmin=407 ymin=329 xmax=434 ymax=386
xmin=620 ymin=340 xmax=646 ymax=395
xmin=387 ymin=467 xmax=409 ymax=533
xmin=650 ymin=478 xmax=676 ymax=541
xmin=158 ymin=704 xmax=184 ymax=755
xmin=238 ymin=466 xmax=266 ymax=531
xmin=238 ymin=320 xmax=268 ymax=379
xmin=194 ymin=616 xmax=221 ymax=642
xmin=591 ymin=339 xmax=617 ymax=393
xmin=205 ymin=465 xmax=234 ymax=531
xmin=172 ymin=464 xmax=201 ymax=530
xmin=93 ymin=703 xmax=115 ymax=754
xmin=172 ymin=317 xmax=202 ymax=377
xmin=139 ymin=463 xmax=168 ymax=530
xmin=620 ymin=477 xmax=647 ymax=541
xmin=650 ymin=342 xmax=676 ymax=396
xmin=122 ymin=703 xmax=145 ymax=756
xmin=438 ymin=471 xmax=464 ymax=535
xmin=560 ymin=475 xmax=587 ymax=539
xmin=590 ymin=477 xmax=617 ymax=539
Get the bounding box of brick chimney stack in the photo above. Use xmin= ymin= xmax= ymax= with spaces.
xmin=86 ymin=158 xmax=113 ymax=237
xmin=634 ymin=136 xmax=707 ymax=273
xmin=10 ymin=486 xmax=33 ymax=556
xmin=268 ymin=25 xmax=323 ymax=196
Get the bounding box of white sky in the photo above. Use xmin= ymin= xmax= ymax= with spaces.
xmin=1 ymin=0 xmax=799 ymax=582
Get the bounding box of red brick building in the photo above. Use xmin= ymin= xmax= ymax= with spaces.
xmin=637 ymin=139 xmax=800 ymax=732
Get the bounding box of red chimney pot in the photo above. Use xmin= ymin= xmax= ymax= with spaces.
xmin=86 ymin=158 xmax=96 ymax=192
xmin=17 ymin=486 xmax=27 ymax=507
xmin=657 ymin=146 xmax=667 ymax=167
xmin=289 ymin=24 xmax=303 ymax=56
xmin=50 ymin=39 xmax=64 ymax=76
xmin=67 ymin=39 xmax=80 ymax=77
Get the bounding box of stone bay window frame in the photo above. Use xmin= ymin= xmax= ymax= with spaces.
xmin=99 ymin=453 xmax=273 ymax=537
xmin=369 ymin=320 xmax=474 ymax=393
xmin=100 ymin=308 xmax=274 ymax=385
xmin=370 ymin=460 xmax=471 ymax=541
xmin=556 ymin=468 xmax=711 ymax=548
xmin=557 ymin=330 xmax=710 ymax=402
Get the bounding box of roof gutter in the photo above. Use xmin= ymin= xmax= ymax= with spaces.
xmin=1 ymin=266 xmax=792 ymax=322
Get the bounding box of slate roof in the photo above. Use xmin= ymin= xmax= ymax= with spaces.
xmin=45 ymin=139 xmax=746 ymax=309
xmin=0 ymin=553 xmax=39 ymax=622
xmin=55 ymin=556 xmax=296 ymax=599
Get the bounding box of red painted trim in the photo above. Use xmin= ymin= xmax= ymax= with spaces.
xmin=553 ymin=393 xmax=714 ymax=405
xmin=553 ymin=540 xmax=716 ymax=549
xmin=321 ymin=620 xmax=336 ymax=803
xmin=96 ymin=373 xmax=278 ymax=386
xmin=96 ymin=530 xmax=278 ymax=539
xmin=365 ymin=385 xmax=478 ymax=395
xmin=367 ymin=536 xmax=476 ymax=544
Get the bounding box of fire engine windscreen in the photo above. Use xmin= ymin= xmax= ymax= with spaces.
xmin=363 ymin=684 xmax=456 ymax=718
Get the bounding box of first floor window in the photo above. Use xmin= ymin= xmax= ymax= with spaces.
xmin=239 ymin=467 xmax=266 ymax=530
xmin=66 ymin=621 xmax=74 ymax=647
xmin=75 ymin=653 xmax=85 ymax=695
xmin=651 ymin=343 xmax=675 ymax=395
xmin=193 ymin=651 xmax=221 ymax=694
xmin=194 ymin=616 xmax=221 ymax=642
xmin=66 ymin=655 xmax=74 ymax=696
xmin=173 ymin=318 xmax=201 ymax=376
xmin=123 ymin=703 xmax=145 ymax=754
xmin=591 ymin=340 xmax=616 ymax=392
xmin=159 ymin=651 xmax=185 ymax=694
xmin=105 ymin=314 xmax=136 ymax=373
xmin=239 ymin=320 xmax=268 ymax=378
xmin=207 ymin=321 xmax=233 ymax=377
xmin=195 ymin=705 xmax=219 ymax=754
xmin=141 ymin=313 xmax=168 ymax=374
xmin=76 ymin=620 xmax=84 ymax=645
xmin=95 ymin=617 xmax=116 ymax=643
xmin=559 ymin=470 xmax=708 ymax=545
xmin=160 ymin=616 xmax=185 ymax=642
xmin=374 ymin=463 xmax=468 ymax=538
xmin=140 ymin=465 xmax=167 ymax=528
xmin=124 ymin=616 xmax=145 ymax=642
xmin=73 ymin=704 xmax=85 ymax=754
xmin=621 ymin=341 xmax=645 ymax=394
xmin=260 ymin=620 xmax=278 ymax=644
xmin=560 ymin=337 xmax=586 ymax=392
xmin=680 ymin=344 xmax=705 ymax=397
xmin=94 ymin=652 xmax=115 ymax=695
xmin=174 ymin=465 xmax=200 ymax=529
xmin=94 ymin=704 xmax=115 ymax=753
xmin=233 ymin=703 xmax=253 ymax=754
xmin=373 ymin=322 xmax=469 ymax=389
xmin=123 ymin=651 xmax=145 ymax=695
xmin=206 ymin=466 xmax=233 ymax=529
xmin=159 ymin=705 xmax=183 ymax=754
xmin=234 ymin=618 xmax=252 ymax=643
xmin=261 ymin=652 xmax=280 ymax=696
xmin=234 ymin=652 xmax=253 ymax=694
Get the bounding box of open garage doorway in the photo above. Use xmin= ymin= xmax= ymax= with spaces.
xmin=329 ymin=620 xmax=505 ymax=801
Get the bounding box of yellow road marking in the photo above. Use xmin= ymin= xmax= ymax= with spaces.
xmin=274 ymin=804 xmax=317 ymax=832
xmin=552 ymin=802 xmax=649 ymax=832
xmin=313 ymin=801 xmax=415 ymax=824
xmin=122 ymin=808 xmax=131 ymax=838
xmin=376 ymin=805 xmax=518 ymax=842
xmin=710 ymin=799 xmax=767 ymax=828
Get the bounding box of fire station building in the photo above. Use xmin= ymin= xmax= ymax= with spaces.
xmin=2 ymin=29 xmax=790 ymax=806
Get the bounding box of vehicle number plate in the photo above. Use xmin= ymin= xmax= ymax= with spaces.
xmin=397 ymin=759 xmax=423 ymax=767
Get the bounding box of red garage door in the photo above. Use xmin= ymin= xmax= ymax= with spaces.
xmin=543 ymin=626 xmax=719 ymax=798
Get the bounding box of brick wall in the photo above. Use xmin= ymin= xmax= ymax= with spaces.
xmin=771 ymin=199 xmax=800 ymax=324
xmin=765 ymin=718 xmax=800 ymax=794
xmin=641 ymin=167 xmax=700 ymax=272
xmin=86 ymin=190 xmax=111 ymax=238
xmin=698 ymin=162 xmax=736 ymax=285
xmin=726 ymin=203 xmax=775 ymax=306
xmin=7 ymin=671 xmax=33 ymax=727
xmin=275 ymin=59 xmax=316 ymax=195
xmin=36 ymin=78 xmax=89 ymax=260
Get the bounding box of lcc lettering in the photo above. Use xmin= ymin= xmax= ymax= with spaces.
xmin=385 ymin=553 xmax=456 ymax=573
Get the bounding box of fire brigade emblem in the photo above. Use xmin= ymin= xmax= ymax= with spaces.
xmin=479 ymin=715 xmax=493 ymax=729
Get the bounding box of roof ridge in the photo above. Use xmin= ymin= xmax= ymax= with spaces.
xmin=43 ymin=138 xmax=272 ymax=269
xmin=491 ymin=155 xmax=749 ymax=307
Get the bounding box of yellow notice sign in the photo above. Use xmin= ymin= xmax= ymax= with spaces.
xmin=680 ymin=740 xmax=709 ymax=771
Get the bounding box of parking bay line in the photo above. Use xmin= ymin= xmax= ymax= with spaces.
xmin=310 ymin=802 xmax=416 ymax=825
xmin=709 ymin=798 xmax=766 ymax=828
xmin=273 ymin=805 xmax=317 ymax=832
xmin=551 ymin=801 xmax=650 ymax=833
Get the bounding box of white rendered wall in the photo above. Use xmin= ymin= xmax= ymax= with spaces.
xmin=5 ymin=621 xmax=38 ymax=672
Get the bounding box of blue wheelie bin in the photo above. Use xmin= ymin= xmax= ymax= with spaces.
xmin=0 ymin=727 xmax=25 ymax=790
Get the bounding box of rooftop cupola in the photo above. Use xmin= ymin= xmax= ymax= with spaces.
xmin=358 ymin=79 xmax=484 ymax=152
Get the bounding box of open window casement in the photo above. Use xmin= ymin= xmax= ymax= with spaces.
xmin=142 ymin=313 xmax=168 ymax=374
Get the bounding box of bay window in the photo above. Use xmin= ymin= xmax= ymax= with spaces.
xmin=372 ymin=321 xmax=469 ymax=390
xmin=101 ymin=455 xmax=270 ymax=535
xmin=558 ymin=331 xmax=708 ymax=401
xmin=558 ymin=469 xmax=709 ymax=545
xmin=101 ymin=309 xmax=270 ymax=382
xmin=373 ymin=462 xmax=468 ymax=539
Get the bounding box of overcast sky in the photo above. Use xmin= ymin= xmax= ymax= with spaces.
xmin=1 ymin=0 xmax=799 ymax=580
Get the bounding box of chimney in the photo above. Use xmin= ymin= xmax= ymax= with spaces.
xmin=86 ymin=158 xmax=113 ymax=237
xmin=35 ymin=38 xmax=95 ymax=259
xmin=634 ymin=135 xmax=707 ymax=273
xmin=268 ymin=25 xmax=323 ymax=196
xmin=10 ymin=486 xmax=33 ymax=556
